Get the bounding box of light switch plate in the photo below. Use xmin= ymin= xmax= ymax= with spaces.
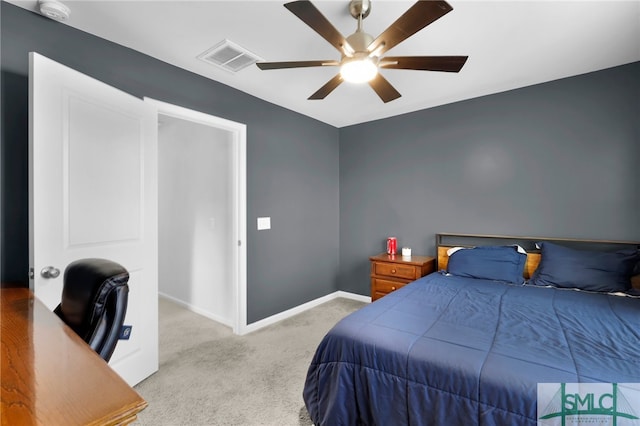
xmin=257 ymin=217 xmax=271 ymax=230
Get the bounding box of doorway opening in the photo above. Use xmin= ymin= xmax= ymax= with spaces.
xmin=146 ymin=98 xmax=247 ymax=335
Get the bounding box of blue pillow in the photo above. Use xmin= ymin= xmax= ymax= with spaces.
xmin=447 ymin=246 xmax=527 ymax=284
xmin=530 ymin=242 xmax=640 ymax=292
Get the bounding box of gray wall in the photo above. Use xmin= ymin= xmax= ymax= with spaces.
xmin=2 ymin=3 xmax=638 ymax=307
xmin=338 ymin=62 xmax=640 ymax=295
xmin=0 ymin=3 xmax=340 ymax=323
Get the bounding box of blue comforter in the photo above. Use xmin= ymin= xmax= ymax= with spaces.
xmin=303 ymin=273 xmax=640 ymax=425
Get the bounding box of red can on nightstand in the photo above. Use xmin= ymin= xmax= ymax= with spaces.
xmin=386 ymin=237 xmax=397 ymax=255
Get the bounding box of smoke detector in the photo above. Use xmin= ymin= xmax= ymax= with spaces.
xmin=39 ymin=0 xmax=70 ymax=21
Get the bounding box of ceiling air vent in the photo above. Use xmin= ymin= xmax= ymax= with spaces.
xmin=197 ymin=39 xmax=263 ymax=73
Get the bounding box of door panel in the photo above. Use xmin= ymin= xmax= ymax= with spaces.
xmin=66 ymin=94 xmax=143 ymax=246
xmin=29 ymin=52 xmax=158 ymax=386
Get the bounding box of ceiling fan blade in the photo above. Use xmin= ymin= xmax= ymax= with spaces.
xmin=257 ymin=60 xmax=339 ymax=70
xmin=368 ymin=74 xmax=401 ymax=103
xmin=284 ymin=1 xmax=352 ymax=56
xmin=368 ymin=1 xmax=453 ymax=56
xmin=308 ymin=74 xmax=343 ymax=100
xmin=380 ymin=56 xmax=468 ymax=72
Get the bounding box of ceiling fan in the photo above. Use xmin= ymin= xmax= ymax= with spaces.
xmin=256 ymin=0 xmax=468 ymax=103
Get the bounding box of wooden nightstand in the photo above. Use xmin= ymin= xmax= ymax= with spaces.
xmin=369 ymin=253 xmax=436 ymax=301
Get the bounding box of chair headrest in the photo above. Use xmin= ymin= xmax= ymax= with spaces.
xmin=60 ymin=259 xmax=129 ymax=339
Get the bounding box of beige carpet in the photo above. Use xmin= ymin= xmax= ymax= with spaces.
xmin=133 ymin=296 xmax=365 ymax=425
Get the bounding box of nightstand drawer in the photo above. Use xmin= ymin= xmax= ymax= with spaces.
xmin=372 ymin=278 xmax=407 ymax=294
xmin=369 ymin=253 xmax=435 ymax=302
xmin=373 ymin=262 xmax=416 ymax=280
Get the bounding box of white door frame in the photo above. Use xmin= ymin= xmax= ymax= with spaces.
xmin=145 ymin=98 xmax=248 ymax=335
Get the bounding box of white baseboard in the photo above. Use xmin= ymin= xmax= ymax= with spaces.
xmin=158 ymin=290 xmax=370 ymax=335
xmin=241 ymin=291 xmax=371 ymax=335
xmin=159 ymin=292 xmax=233 ymax=328
xmin=334 ymin=291 xmax=371 ymax=304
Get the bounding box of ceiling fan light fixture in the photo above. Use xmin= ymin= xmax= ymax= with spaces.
xmin=340 ymin=56 xmax=377 ymax=84
xmin=259 ymin=0 xmax=466 ymax=101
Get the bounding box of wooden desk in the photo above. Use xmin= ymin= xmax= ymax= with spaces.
xmin=1 ymin=288 xmax=147 ymax=425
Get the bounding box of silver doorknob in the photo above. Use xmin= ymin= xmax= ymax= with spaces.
xmin=41 ymin=266 xmax=61 ymax=279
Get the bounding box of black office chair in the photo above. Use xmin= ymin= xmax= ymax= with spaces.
xmin=54 ymin=258 xmax=129 ymax=362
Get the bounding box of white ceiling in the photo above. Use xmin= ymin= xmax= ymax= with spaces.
xmin=8 ymin=0 xmax=640 ymax=127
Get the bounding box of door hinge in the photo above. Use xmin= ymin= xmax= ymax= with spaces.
xmin=29 ymin=267 xmax=35 ymax=280
xmin=238 ymin=240 xmax=242 ymax=247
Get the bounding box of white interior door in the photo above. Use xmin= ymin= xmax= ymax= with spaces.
xmin=29 ymin=52 xmax=158 ymax=386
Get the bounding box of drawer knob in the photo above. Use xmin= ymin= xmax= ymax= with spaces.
xmin=391 ymin=269 xmax=396 ymax=274
xmin=391 ymin=286 xmax=396 ymax=291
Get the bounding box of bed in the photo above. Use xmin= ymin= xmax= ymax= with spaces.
xmin=303 ymin=234 xmax=640 ymax=425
